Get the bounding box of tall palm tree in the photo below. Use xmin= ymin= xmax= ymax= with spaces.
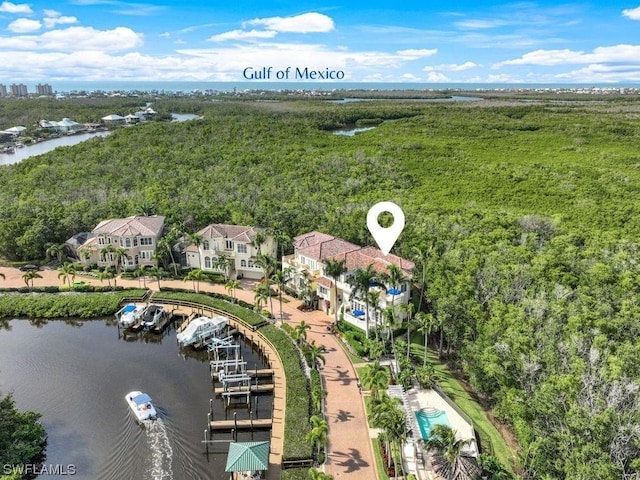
xmin=323 ymin=258 xmax=347 ymax=325
xmin=186 ymin=231 xmax=204 ymax=268
xmin=384 ymin=263 xmax=405 ymax=313
xmin=100 ymin=244 xmax=116 ymax=269
xmin=271 ymin=268 xmax=291 ymax=323
xmin=114 ymin=247 xmax=129 ymax=273
xmin=22 ymin=270 xmax=42 ymax=292
xmin=46 ymin=242 xmax=67 ymax=264
xmin=95 ymin=269 xmax=115 ymax=291
xmin=361 ymin=360 xmax=389 ymax=398
xmin=294 ymin=320 xmax=311 ymax=345
xmin=253 ymin=283 xmax=270 ymax=313
xmin=268 ymin=226 xmax=291 ymax=262
xmin=400 ymin=302 xmax=416 ymax=362
xmin=213 ymin=254 xmax=232 ymax=281
xmin=382 ymin=306 xmax=397 ymax=345
xmin=412 ymin=245 xmax=433 ymax=314
xmin=423 ymin=424 xmax=480 ymax=480
xmin=147 ymin=266 xmax=165 ymax=291
xmin=347 ymin=264 xmax=378 ymax=335
xmin=157 ymin=226 xmax=181 ymax=276
xmin=251 ymin=231 xmax=267 ymax=255
xmin=303 ymin=341 xmax=326 ymax=369
xmin=366 ymin=289 xmax=382 ymax=339
xmin=306 ymin=414 xmax=329 ymax=458
xmin=184 ymin=268 xmax=205 ymax=293
xmin=225 ymin=279 xmax=240 ymax=303
xmin=255 ymin=253 xmax=277 ymax=316
xmin=58 ymin=262 xmax=76 ymax=285
xmin=415 ymin=312 xmax=435 ymax=367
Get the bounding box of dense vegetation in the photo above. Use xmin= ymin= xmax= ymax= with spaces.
xmin=2 ymin=94 xmax=640 ymax=477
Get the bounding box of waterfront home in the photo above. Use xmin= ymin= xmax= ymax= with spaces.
xmin=77 ymin=215 xmax=165 ymax=270
xmin=282 ymin=231 xmax=414 ymax=331
xmin=38 ymin=118 xmax=84 ymax=133
xmin=185 ymin=224 xmax=276 ymax=280
xmin=101 ymin=114 xmax=126 ymax=126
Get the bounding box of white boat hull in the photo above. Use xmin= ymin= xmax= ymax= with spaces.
xmin=125 ymin=391 xmax=157 ymax=422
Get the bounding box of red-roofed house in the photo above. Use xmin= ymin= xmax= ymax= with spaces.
xmin=78 ymin=215 xmax=165 ymax=269
xmin=282 ymin=231 xmax=414 ymax=331
xmin=186 ymin=223 xmax=276 ymax=280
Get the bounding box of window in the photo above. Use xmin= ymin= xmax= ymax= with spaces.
xmin=125 ymin=238 xmax=131 ymax=248
xmin=139 ymin=251 xmax=153 ymax=260
xmin=140 ymin=237 xmax=153 ymax=246
xmin=98 ymin=236 xmax=106 ymax=245
xmin=225 ymin=240 xmax=233 ymax=250
xmin=248 ymin=260 xmax=254 ymax=268
xmin=204 ymin=256 xmax=211 ymax=269
xmin=240 ymin=259 xmax=247 ymax=267
xmin=237 ymin=243 xmax=247 ymax=254
xmin=203 ymin=240 xmax=209 ymax=250
xmin=318 ymin=286 xmax=328 ymax=296
xmin=133 ymin=238 xmax=138 ymax=247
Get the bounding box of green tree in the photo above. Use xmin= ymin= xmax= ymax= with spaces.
xmin=361 ymin=360 xmax=389 ymax=398
xmin=45 ymin=242 xmax=67 ymax=264
xmin=95 ymin=269 xmax=115 ymax=291
xmin=99 ymin=244 xmax=116 ymax=269
xmin=251 ymin=231 xmax=267 ymax=255
xmin=423 ymin=424 xmax=480 ymax=480
xmin=22 ymin=270 xmax=42 ymax=292
xmin=184 ymin=268 xmax=206 ymax=293
xmin=294 ymin=320 xmax=311 ymax=345
xmin=253 ymin=282 xmax=269 ymax=314
xmin=306 ymin=414 xmax=329 ymax=458
xmin=271 ymin=268 xmax=291 ymax=323
xmin=255 ymin=253 xmax=277 ymax=316
xmin=225 ymin=279 xmax=240 ymax=303
xmin=303 ymin=341 xmax=326 ymax=369
xmin=323 ymin=257 xmax=347 ymax=325
xmin=348 ymin=264 xmax=378 ymax=335
xmin=0 ymin=393 xmax=47 ymax=467
xmin=57 ymin=262 xmax=76 ymax=285
xmin=213 ymin=254 xmax=232 ymax=282
xmin=147 ymin=266 xmax=165 ymax=291
xmin=415 ymin=312 xmax=435 ymax=367
xmin=308 ymin=467 xmax=333 ymax=480
xmin=186 ymin=231 xmax=204 ymax=268
xmin=400 ymin=302 xmax=415 ymax=362
xmin=114 ymin=246 xmax=129 ymax=273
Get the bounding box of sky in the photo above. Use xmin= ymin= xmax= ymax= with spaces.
xmin=1 ymin=0 xmax=640 ymax=84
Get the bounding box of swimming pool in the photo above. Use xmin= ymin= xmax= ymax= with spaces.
xmin=415 ymin=407 xmax=451 ymax=440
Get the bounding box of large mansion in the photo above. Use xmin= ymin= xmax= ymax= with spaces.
xmin=282 ymin=231 xmax=414 ymax=332
xmin=185 ymin=223 xmax=276 ymax=280
xmin=77 ymin=215 xmax=165 ymax=270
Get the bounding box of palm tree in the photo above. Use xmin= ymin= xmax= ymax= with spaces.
xmin=382 ymin=305 xmax=396 ymax=345
xmin=268 ymin=226 xmax=292 ymax=262
xmin=271 ymin=268 xmax=291 ymax=323
xmin=412 ymin=245 xmax=433 ymax=314
xmin=157 ymin=226 xmax=181 ymax=276
xmin=184 ymin=268 xmax=206 ymax=293
xmin=308 ymin=467 xmax=333 ymax=480
xmin=384 ymin=263 xmax=405 ymax=311
xmin=415 ymin=312 xmax=435 ymax=367
xmin=306 ymin=414 xmax=329 ymax=458
xmin=22 ymin=270 xmax=42 ymax=292
xmin=136 ymin=201 xmax=156 ymax=216
xmin=46 ymin=242 xmax=67 ymax=264
xmin=251 ymin=231 xmax=267 ymax=255
xmin=303 ymin=341 xmax=326 ymax=369
xmin=114 ymin=247 xmax=129 ymax=273
xmin=323 ymin=258 xmax=347 ymax=325
xmin=147 ymin=266 xmax=165 ymax=291
xmin=348 ymin=264 xmax=378 ymax=335
xmin=255 ymin=253 xmax=277 ymax=316
xmin=100 ymin=244 xmax=116 ymax=269
xmin=253 ymin=283 xmax=269 ymax=313
xmin=225 ymin=279 xmax=240 ymax=303
xmin=57 ymin=262 xmax=76 ymax=285
xmin=213 ymin=254 xmax=232 ymax=281
xmin=294 ymin=320 xmax=311 ymax=345
xmin=366 ymin=289 xmax=382 ymax=339
xmin=95 ymin=269 xmax=115 ymax=291
xmin=400 ymin=302 xmax=416 ymax=362
xmin=186 ymin=232 xmax=204 ymax=268
xmin=423 ymin=425 xmax=481 ymax=480
xmin=361 ymin=360 xmax=389 ymax=398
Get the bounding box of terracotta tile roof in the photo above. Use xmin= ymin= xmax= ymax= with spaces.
xmin=297 ymin=238 xmax=360 ymax=262
xmin=293 ymin=231 xmax=335 ymax=249
xmin=92 ymin=215 xmax=165 ymax=237
xmin=331 ymin=246 xmax=414 ymax=276
xmin=198 ymin=223 xmax=264 ymax=243
xmin=315 ymin=277 xmax=333 ymax=288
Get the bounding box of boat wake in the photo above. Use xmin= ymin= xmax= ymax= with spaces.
xmin=144 ymin=418 xmax=174 ymax=480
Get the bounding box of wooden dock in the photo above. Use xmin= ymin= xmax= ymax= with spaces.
xmin=211 ymin=368 xmax=274 ymax=380
xmin=209 ymin=418 xmax=272 ymax=431
xmin=214 ymin=383 xmax=274 ymax=395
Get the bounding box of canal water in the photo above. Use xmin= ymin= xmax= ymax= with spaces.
xmin=0 ymin=319 xmax=272 ymax=480
xmin=0 ymin=132 xmax=111 ymax=166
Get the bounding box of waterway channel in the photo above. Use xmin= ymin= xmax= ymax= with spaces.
xmin=0 ymin=319 xmax=272 ymax=480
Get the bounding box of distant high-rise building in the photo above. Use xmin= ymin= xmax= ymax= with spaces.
xmin=10 ymin=83 xmax=28 ymax=97
xmin=36 ymin=83 xmax=53 ymax=96
xmin=0 ymin=84 xmax=7 ymax=97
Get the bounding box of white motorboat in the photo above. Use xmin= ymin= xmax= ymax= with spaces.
xmin=125 ymin=391 xmax=157 ymax=422
xmin=176 ymin=315 xmax=228 ymax=347
xmin=116 ymin=303 xmax=145 ymax=328
xmin=140 ymin=304 xmax=165 ymax=330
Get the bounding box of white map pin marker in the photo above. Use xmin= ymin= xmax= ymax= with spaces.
xmin=367 ymin=201 xmax=405 ymax=255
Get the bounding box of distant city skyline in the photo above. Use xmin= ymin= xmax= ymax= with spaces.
xmin=1 ymin=1 xmax=640 ymax=84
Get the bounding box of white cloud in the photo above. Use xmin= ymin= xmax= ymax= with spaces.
xmin=425 ymin=71 xmax=449 ymax=82
xmin=396 ymin=48 xmax=438 ymax=59
xmin=8 ymin=18 xmax=42 ymax=33
xmin=622 ymin=6 xmax=640 ymax=20
xmin=243 ymin=12 xmax=334 ymax=33
xmin=209 ymin=29 xmax=278 ymax=42
xmin=0 ymin=26 xmax=143 ymax=52
xmin=44 ymin=15 xmax=78 ymax=29
xmin=454 ymin=19 xmax=506 ymax=29
xmin=497 ymin=44 xmax=640 ymax=67
xmin=424 ymin=61 xmax=478 ymax=72
xmin=0 ymin=1 xmax=32 ymax=14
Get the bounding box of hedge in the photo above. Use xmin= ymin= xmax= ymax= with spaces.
xmin=0 ymin=289 xmax=148 ymax=319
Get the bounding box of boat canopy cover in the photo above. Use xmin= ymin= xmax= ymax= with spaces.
xmin=132 ymin=393 xmax=152 ymax=405
xmin=122 ymin=304 xmax=136 ymax=313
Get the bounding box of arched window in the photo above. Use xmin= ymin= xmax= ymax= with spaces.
xmin=204 ymin=256 xmax=211 ymax=268
xmin=240 ymin=259 xmax=247 ymax=267
xmin=203 ymin=240 xmax=209 ymax=250
xmin=248 ymin=260 xmax=254 ymax=268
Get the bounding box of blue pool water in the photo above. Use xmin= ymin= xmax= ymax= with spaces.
xmin=415 ymin=409 xmax=451 ymax=440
